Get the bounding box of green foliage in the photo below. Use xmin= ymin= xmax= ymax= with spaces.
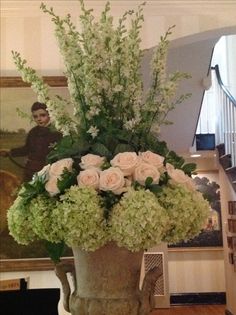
xmin=19 ymin=175 xmax=47 ymax=205
xmin=144 ymin=176 xmax=162 ymax=195
xmin=145 ymin=176 xmax=153 ymax=187
xmin=44 ymin=241 xmax=65 ymax=264
xmin=47 ymin=135 xmax=90 ymax=163
xmin=100 ymin=191 xmax=121 ymax=220
xmin=182 ymin=163 xmax=197 ymax=176
xmin=165 ymin=150 xmax=185 ymax=168
xmin=91 ymin=143 xmax=112 ymax=159
xmin=133 ymin=176 xmax=163 ymax=196
xmin=57 ymin=169 xmax=77 ymax=193
xmin=114 ymin=143 xmax=135 ymax=155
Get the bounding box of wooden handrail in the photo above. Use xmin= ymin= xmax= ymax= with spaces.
xmin=211 ymin=65 xmax=236 ymax=107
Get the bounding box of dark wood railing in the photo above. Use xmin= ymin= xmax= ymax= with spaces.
xmin=212 ymin=65 xmax=236 ymax=169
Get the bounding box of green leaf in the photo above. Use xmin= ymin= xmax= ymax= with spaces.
xmin=132 ymin=180 xmax=142 ymax=190
xmin=166 ymin=150 xmax=185 ymax=168
xmin=19 ymin=174 xmax=47 ymax=205
xmin=145 ymin=176 xmax=153 ymax=187
xmin=44 ymin=241 xmax=65 ymax=263
xmin=91 ymin=143 xmax=111 ymax=158
xmin=100 ymin=191 xmax=121 ymax=220
xmin=149 ymin=184 xmax=162 ymax=194
xmin=47 ymin=136 xmax=90 ymax=163
xmin=182 ymin=163 xmax=197 ymax=175
xmin=57 ymin=169 xmax=77 ymax=193
xmin=114 ymin=143 xmax=134 ymax=155
xmin=115 ymin=130 xmax=131 ymax=142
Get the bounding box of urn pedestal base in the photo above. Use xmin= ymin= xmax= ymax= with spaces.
xmin=56 ymin=242 xmax=162 ymax=315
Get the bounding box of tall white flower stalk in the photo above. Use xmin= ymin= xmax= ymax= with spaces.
xmin=12 ymin=52 xmax=78 ymax=136
xmin=12 ymin=0 xmax=190 ymax=146
xmin=143 ymin=26 xmax=191 ymax=135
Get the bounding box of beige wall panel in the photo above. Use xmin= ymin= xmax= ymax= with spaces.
xmin=40 ymin=16 xmax=63 ymax=75
xmin=142 ymin=16 xmax=166 ymax=49
xmin=23 ymin=17 xmax=42 ymax=72
xmin=1 ymin=1 xmax=236 ymax=74
xmin=168 ymin=250 xmax=225 ymax=293
xmin=1 ymin=17 xmax=25 ymax=74
xmin=180 ymin=15 xmax=200 ymax=37
xmin=0 ymin=17 xmax=7 ymax=72
xmin=199 ymin=15 xmax=219 ymax=33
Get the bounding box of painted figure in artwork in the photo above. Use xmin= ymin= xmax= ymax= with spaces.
xmin=0 ymin=102 xmax=62 ymax=182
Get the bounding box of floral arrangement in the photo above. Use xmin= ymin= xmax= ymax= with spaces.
xmin=8 ymin=0 xmax=209 ymax=261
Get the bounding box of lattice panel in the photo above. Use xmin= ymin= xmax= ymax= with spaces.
xmin=144 ymin=252 xmax=164 ymax=296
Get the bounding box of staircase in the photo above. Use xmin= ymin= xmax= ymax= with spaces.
xmin=217 ymin=143 xmax=236 ymax=192
xmin=212 ymin=65 xmax=236 ymax=193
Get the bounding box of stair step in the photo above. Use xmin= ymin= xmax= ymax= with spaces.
xmin=216 ymin=143 xmax=236 ymax=192
xmin=216 ymin=143 xmax=225 ymax=157
xmin=225 ymin=166 xmax=236 ymax=172
xmin=219 ymin=154 xmax=232 ymax=169
xmin=225 ymin=166 xmax=236 ymax=182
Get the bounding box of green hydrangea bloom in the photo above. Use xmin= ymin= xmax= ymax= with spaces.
xmin=109 ymin=188 xmax=168 ymax=251
xmin=7 ymin=194 xmax=37 ymax=245
xmin=29 ymin=195 xmax=65 ymax=243
xmin=158 ymin=185 xmax=209 ymax=244
xmin=59 ymin=186 xmax=108 ymax=251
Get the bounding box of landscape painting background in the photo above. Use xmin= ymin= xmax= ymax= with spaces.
xmin=169 ymin=171 xmax=223 ymax=248
xmin=0 ymin=86 xmax=72 ymax=260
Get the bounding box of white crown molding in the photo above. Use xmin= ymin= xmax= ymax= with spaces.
xmin=2 ymin=0 xmax=236 ymax=17
xmin=1 ymin=0 xmax=236 ymax=3
xmin=1 ymin=0 xmax=236 ymax=7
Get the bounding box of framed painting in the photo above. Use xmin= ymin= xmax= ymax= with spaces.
xmin=168 ymin=171 xmax=223 ymax=249
xmin=0 ymin=76 xmax=74 ymax=272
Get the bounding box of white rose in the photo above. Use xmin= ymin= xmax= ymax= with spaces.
xmin=166 ymin=163 xmax=194 ymax=189
xmin=110 ymin=152 xmax=140 ymax=176
xmin=166 ymin=163 xmax=175 ymax=173
xmin=77 ymin=168 xmax=100 ymax=190
xmin=139 ymin=151 xmax=164 ymax=169
xmin=133 ymin=162 xmax=160 ymax=186
xmin=36 ymin=164 xmax=51 ymax=181
xmin=99 ymin=167 xmax=125 ymax=195
xmin=45 ymin=176 xmax=60 ymax=196
xmin=185 ymin=178 xmax=196 ymax=191
xmin=49 ymin=158 xmax=73 ymax=176
xmin=79 ymin=154 xmax=105 ymax=170
xmin=37 ymin=164 xmax=51 ymax=176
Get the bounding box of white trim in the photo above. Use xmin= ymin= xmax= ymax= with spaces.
xmin=1 ymin=0 xmax=236 ymax=3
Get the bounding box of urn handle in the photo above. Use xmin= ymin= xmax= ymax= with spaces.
xmin=55 ymin=261 xmax=76 ymax=313
xmin=138 ymin=266 xmax=163 ymax=315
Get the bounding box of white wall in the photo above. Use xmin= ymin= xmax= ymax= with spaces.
xmin=226 ymin=35 xmax=236 ymax=98
xmin=1 ymin=0 xmax=236 ymax=75
xmin=168 ymin=249 xmax=225 ymax=293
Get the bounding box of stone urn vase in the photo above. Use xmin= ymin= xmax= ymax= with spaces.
xmin=55 ymin=242 xmax=162 ymax=315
